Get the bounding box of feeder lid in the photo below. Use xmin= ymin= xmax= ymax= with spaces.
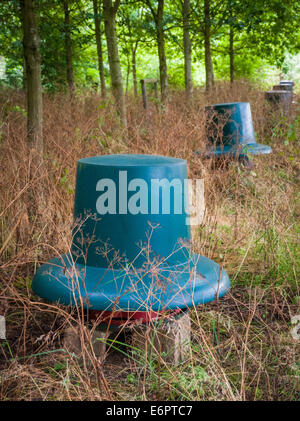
xmin=78 ymin=154 xmax=184 ymax=167
xmin=265 ymin=90 xmax=292 ymax=94
xmin=280 ymin=80 xmax=294 ymax=86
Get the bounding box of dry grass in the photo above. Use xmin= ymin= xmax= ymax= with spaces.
xmin=0 ymin=81 xmax=299 ymax=401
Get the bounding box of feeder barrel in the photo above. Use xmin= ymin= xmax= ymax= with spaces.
xmin=72 ymin=155 xmax=190 ymax=268
xmin=205 ymin=102 xmax=255 ymax=146
xmin=32 ymin=154 xmax=231 ymax=311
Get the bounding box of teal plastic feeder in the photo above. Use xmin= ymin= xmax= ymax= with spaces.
xmin=32 ymin=154 xmax=230 ymax=311
xmin=279 ymin=81 xmax=294 ymax=90
xmin=273 ymin=85 xmax=291 ymax=92
xmin=199 ymin=102 xmax=272 ymax=163
xmin=265 ymin=90 xmax=292 ymax=116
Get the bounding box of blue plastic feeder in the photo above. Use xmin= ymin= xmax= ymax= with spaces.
xmin=201 ymin=102 xmax=272 ymax=162
xmin=265 ymin=90 xmax=292 ymax=116
xmin=279 ymin=81 xmax=294 ymax=91
xmin=273 ymin=85 xmax=291 ymax=92
xmin=32 ymin=154 xmax=230 ymax=313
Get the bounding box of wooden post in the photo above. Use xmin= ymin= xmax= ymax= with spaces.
xmin=140 ymin=79 xmax=159 ymax=110
xmin=140 ymin=79 xmax=148 ymax=110
xmin=153 ymin=81 xmax=158 ymax=99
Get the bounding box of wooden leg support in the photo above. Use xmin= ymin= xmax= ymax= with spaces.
xmin=131 ymin=311 xmax=191 ymax=365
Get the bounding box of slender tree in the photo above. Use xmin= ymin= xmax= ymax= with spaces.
xmin=20 ymin=0 xmax=44 ymax=219
xmin=191 ymin=0 xmax=219 ymax=91
xmin=63 ymin=0 xmax=74 ymax=94
xmin=118 ymin=7 xmax=148 ymax=98
xmin=20 ymin=0 xmax=43 ymax=155
xmin=103 ymin=0 xmax=127 ymax=126
xmin=145 ymin=0 xmax=168 ymax=104
xmin=131 ymin=42 xmax=139 ymax=97
xmin=93 ymin=0 xmax=106 ymax=97
xmin=124 ymin=16 xmax=139 ymax=97
xmin=182 ymin=0 xmax=192 ymax=100
xmin=203 ymin=0 xmax=214 ymax=91
xmin=229 ymin=5 xmax=234 ymax=83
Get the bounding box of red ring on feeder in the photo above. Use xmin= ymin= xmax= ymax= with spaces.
xmin=87 ymin=309 xmax=183 ymax=326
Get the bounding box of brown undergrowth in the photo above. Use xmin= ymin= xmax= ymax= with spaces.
xmin=0 ymin=81 xmax=299 ymax=401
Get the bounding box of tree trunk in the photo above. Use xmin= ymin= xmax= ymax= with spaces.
xmin=182 ymin=0 xmax=192 ymax=101
xmin=103 ymin=0 xmax=127 ymax=126
xmin=63 ymin=0 xmax=74 ymax=94
xmin=125 ymin=55 xmax=130 ymax=95
xmin=20 ymin=0 xmax=43 ymax=155
xmin=22 ymin=56 xmax=27 ymax=91
xmin=93 ymin=0 xmax=106 ymax=97
xmin=157 ymin=0 xmax=168 ymax=104
xmin=229 ymin=6 xmax=234 ymax=85
xmin=20 ymin=0 xmax=43 ymax=222
xmin=204 ymin=0 xmax=214 ymax=92
xmin=132 ymin=45 xmax=138 ymax=97
xmin=229 ymin=25 xmax=234 ymax=84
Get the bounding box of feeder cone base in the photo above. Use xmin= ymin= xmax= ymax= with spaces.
xmin=63 ymin=324 xmax=111 ymax=362
xmin=131 ymin=311 xmax=191 ymax=366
